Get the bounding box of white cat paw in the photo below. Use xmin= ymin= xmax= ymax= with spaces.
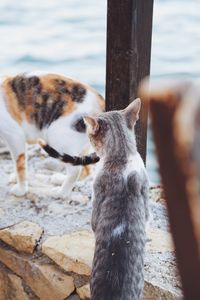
xmin=10 ymin=184 xmax=28 ymax=197
xmin=50 ymin=173 xmax=65 ymax=186
xmin=51 ymin=187 xmax=64 ymax=199
xmin=51 ymin=187 xmax=70 ymax=200
xmin=9 ymin=173 xmax=17 ymax=184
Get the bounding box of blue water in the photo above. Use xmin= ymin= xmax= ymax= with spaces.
xmin=0 ymin=0 xmax=200 ymax=183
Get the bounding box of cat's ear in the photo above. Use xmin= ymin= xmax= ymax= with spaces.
xmin=124 ymin=98 xmax=141 ymax=127
xmin=83 ymin=116 xmax=99 ymax=135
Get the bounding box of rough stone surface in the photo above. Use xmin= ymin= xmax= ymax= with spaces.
xmin=0 ymin=245 xmax=75 ymax=300
xmin=0 ymin=221 xmax=43 ymax=254
xmin=67 ymin=294 xmax=81 ymax=300
xmin=0 ymin=272 xmax=7 ymax=300
xmin=36 ymin=264 xmax=75 ymax=299
xmin=42 ymin=231 xmax=95 ymax=276
xmin=146 ymin=228 xmax=174 ymax=252
xmin=0 ymin=269 xmax=30 ymax=300
xmin=73 ymin=273 xmax=90 ymax=288
xmin=7 ymin=273 xmax=29 ymax=300
xmin=77 ymin=284 xmax=90 ymax=300
xmin=143 ymin=281 xmax=182 ymax=299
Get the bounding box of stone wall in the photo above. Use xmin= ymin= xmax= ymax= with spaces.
xmin=0 ymin=217 xmax=182 ymax=300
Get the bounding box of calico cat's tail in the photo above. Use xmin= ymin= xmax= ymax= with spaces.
xmin=38 ymin=139 xmax=100 ymax=166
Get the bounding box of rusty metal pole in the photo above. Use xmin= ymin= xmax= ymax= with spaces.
xmin=106 ymin=0 xmax=154 ymax=162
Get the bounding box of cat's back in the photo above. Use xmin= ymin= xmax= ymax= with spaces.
xmin=91 ymin=154 xmax=148 ymax=300
xmin=0 ymin=72 xmax=104 ymax=130
xmin=94 ymin=152 xmax=147 ymax=201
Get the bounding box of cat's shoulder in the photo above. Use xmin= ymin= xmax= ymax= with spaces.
xmin=124 ymin=152 xmax=145 ymax=177
xmin=124 ymin=152 xmax=149 ymax=188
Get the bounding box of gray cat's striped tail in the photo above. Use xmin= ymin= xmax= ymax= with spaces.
xmin=38 ymin=139 xmax=100 ymax=166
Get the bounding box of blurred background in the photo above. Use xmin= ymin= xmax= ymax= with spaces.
xmin=0 ymin=0 xmax=200 ymax=184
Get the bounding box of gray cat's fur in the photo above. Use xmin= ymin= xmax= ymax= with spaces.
xmin=84 ymin=98 xmax=149 ymax=300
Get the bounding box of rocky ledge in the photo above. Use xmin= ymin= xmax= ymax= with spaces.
xmin=0 ymin=144 xmax=183 ymax=299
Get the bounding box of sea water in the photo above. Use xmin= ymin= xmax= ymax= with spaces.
xmin=0 ymin=0 xmax=199 ymax=183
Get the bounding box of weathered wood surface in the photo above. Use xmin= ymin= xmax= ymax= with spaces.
xmin=140 ymin=80 xmax=200 ymax=300
xmin=106 ymin=0 xmax=154 ymax=162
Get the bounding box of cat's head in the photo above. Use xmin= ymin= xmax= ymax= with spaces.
xmin=84 ymin=98 xmax=141 ymax=158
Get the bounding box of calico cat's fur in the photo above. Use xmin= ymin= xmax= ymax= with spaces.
xmin=43 ymin=98 xmax=149 ymax=299
xmin=0 ymin=72 xmax=104 ymax=197
xmin=86 ymin=98 xmax=149 ymax=300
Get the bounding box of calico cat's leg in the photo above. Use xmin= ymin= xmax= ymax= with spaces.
xmin=53 ymin=164 xmax=81 ymax=199
xmin=0 ymin=97 xmax=28 ymax=196
xmin=7 ymin=138 xmax=27 ymax=197
xmin=11 ymin=153 xmax=27 ymax=197
xmin=1 ymin=125 xmax=27 ymax=196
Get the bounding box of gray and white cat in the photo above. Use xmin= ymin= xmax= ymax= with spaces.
xmin=84 ymin=98 xmax=149 ymax=300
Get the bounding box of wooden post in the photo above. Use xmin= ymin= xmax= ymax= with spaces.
xmin=106 ymin=0 xmax=154 ymax=162
xmin=140 ymin=81 xmax=200 ymax=300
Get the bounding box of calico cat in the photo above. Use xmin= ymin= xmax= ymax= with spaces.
xmin=0 ymin=72 xmax=104 ymax=197
xmin=41 ymin=98 xmax=149 ymax=299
